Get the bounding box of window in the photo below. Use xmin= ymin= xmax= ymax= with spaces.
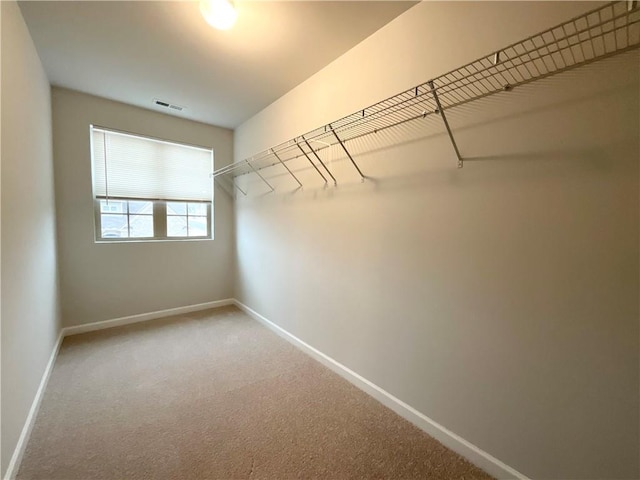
xmin=99 ymin=199 xmax=154 ymax=238
xmin=167 ymin=201 xmax=209 ymax=237
xmin=90 ymin=126 xmax=213 ymax=241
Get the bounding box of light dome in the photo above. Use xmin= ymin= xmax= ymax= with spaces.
xmin=200 ymin=0 xmax=238 ymax=31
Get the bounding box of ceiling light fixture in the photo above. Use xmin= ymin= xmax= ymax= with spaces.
xmin=200 ymin=0 xmax=238 ymax=31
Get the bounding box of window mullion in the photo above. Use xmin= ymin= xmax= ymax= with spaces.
xmin=155 ymin=201 xmax=167 ymax=238
xmin=127 ymin=201 xmax=131 ymax=238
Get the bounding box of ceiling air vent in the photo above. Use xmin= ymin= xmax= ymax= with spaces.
xmin=153 ymin=98 xmax=185 ymax=112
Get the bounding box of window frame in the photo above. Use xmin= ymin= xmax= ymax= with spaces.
xmin=89 ymin=125 xmax=214 ymax=243
xmin=94 ymin=198 xmax=213 ymax=242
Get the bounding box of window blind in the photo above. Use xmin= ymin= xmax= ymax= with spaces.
xmin=91 ymin=126 xmax=213 ymax=202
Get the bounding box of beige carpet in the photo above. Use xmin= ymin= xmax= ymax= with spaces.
xmin=18 ymin=306 xmax=493 ymax=479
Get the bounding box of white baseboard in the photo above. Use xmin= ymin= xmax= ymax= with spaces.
xmin=5 ymin=298 xmax=526 ymax=480
xmin=3 ymin=331 xmax=64 ymax=480
xmin=62 ymin=299 xmax=235 ymax=337
xmin=233 ymin=299 xmax=529 ymax=480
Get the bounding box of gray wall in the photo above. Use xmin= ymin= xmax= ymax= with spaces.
xmin=234 ymin=2 xmax=639 ymax=478
xmin=52 ymin=88 xmax=235 ymax=327
xmin=1 ymin=1 xmax=61 ymax=476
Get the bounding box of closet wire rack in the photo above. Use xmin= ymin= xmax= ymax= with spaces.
xmin=213 ymin=1 xmax=640 ymax=195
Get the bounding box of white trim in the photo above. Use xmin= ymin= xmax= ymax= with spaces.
xmin=233 ymin=299 xmax=529 ymax=480
xmin=3 ymin=331 xmax=64 ymax=480
xmin=4 ymin=298 xmax=527 ymax=480
xmin=62 ymin=299 xmax=234 ymax=336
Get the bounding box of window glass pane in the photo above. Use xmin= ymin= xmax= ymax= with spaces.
xmin=128 ymin=200 xmax=153 ymax=214
xmin=101 ymin=215 xmax=128 ymax=238
xmin=167 ymin=202 xmax=187 ymax=215
xmin=188 ymin=217 xmax=208 ymax=237
xmin=129 ymin=215 xmax=153 ymax=238
xmin=187 ymin=203 xmax=207 ymax=215
xmin=100 ymin=200 xmax=126 ymax=214
xmin=167 ymin=215 xmax=188 ymax=237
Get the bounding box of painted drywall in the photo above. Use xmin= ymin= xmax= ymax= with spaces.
xmin=234 ymin=2 xmax=639 ymax=479
xmin=52 ymin=88 xmax=235 ymax=327
xmin=1 ymin=1 xmax=61 ymax=476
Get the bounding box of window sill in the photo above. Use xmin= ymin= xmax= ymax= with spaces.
xmin=95 ymin=237 xmax=214 ymax=244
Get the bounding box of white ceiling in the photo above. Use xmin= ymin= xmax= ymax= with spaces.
xmin=19 ymin=1 xmax=417 ymax=128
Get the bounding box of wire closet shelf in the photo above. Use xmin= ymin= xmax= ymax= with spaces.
xmin=213 ymin=1 xmax=640 ymax=194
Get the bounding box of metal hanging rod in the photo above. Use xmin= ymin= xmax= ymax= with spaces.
xmin=213 ymin=1 xmax=639 ymax=193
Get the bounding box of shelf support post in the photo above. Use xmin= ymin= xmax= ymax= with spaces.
xmin=329 ymin=126 xmax=365 ymax=182
xmin=272 ymin=149 xmax=303 ymax=188
xmin=247 ymin=160 xmax=275 ymax=193
xmin=296 ymin=142 xmax=328 ymax=185
xmin=303 ymin=137 xmax=337 ymax=186
xmin=428 ymin=81 xmax=463 ymax=169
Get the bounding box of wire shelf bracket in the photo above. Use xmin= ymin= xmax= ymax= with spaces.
xmin=212 ymin=1 xmax=639 ymax=195
xmin=247 ymin=160 xmax=275 ymax=193
xmin=330 ymin=126 xmax=366 ymax=181
xmin=273 ymin=148 xmax=303 ymax=189
xmin=428 ymin=80 xmax=464 ymax=169
xmin=303 ymin=137 xmax=337 ymax=186
xmin=232 ymin=176 xmax=247 ymax=196
xmin=213 ymin=175 xmax=234 ymax=197
xmin=296 ymin=140 xmax=328 ymax=185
